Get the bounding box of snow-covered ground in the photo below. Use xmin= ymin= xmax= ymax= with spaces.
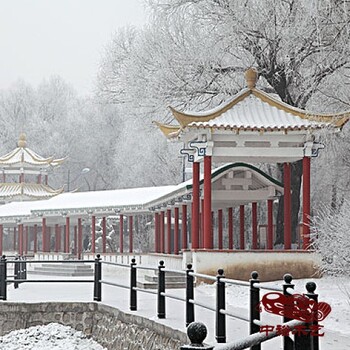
xmin=4 ymin=265 xmax=350 ymax=349
xmin=0 ymin=323 xmax=106 ymax=350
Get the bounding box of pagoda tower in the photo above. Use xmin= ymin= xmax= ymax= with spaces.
xmin=0 ymin=133 xmax=65 ymax=203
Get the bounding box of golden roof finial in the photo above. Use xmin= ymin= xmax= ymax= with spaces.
xmin=245 ymin=67 xmax=258 ymax=89
xmin=18 ymin=133 xmax=27 ymax=148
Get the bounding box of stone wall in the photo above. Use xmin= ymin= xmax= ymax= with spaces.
xmin=0 ymin=302 xmax=187 ymax=350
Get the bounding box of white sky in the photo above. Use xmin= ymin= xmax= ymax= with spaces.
xmin=0 ymin=0 xmax=147 ymax=96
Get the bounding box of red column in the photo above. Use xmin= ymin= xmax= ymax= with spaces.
xmin=34 ymin=224 xmax=38 ymax=253
xmin=91 ymin=215 xmax=96 ymax=253
xmin=74 ymin=226 xmax=77 ymax=254
xmin=239 ymin=205 xmax=245 ymax=250
xmin=204 ymin=156 xmax=212 ymax=249
xmin=37 ymin=174 xmax=42 ymax=184
xmin=65 ymin=217 xmax=70 ymax=253
xmin=181 ymin=204 xmax=187 ymax=250
xmin=42 ymin=218 xmax=47 ymax=252
xmin=102 ymin=217 xmax=106 ymax=254
xmin=252 ymin=202 xmax=258 ymax=249
xmin=55 ymin=224 xmax=59 ymax=253
xmin=129 ymin=216 xmax=133 ymax=253
xmin=174 ymin=207 xmax=179 ymax=254
xmin=167 ymin=209 xmax=172 ymax=254
xmin=267 ymin=199 xmax=273 ymax=250
xmin=200 ymin=199 xmax=204 ymax=248
xmin=228 ymin=207 xmax=233 ymax=249
xmin=47 ymin=227 xmax=51 ymax=252
xmin=0 ymin=225 xmax=3 ymax=256
xmin=218 ymin=209 xmax=223 ymax=250
xmin=18 ymin=224 xmax=23 ymax=256
xmin=24 ymin=226 xmax=28 ymax=255
xmin=154 ymin=213 xmax=159 ymax=253
xmin=303 ymin=156 xmax=311 ymax=249
xmin=284 ymin=163 xmax=292 ymax=250
xmin=13 ymin=227 xmax=17 ymax=251
xmin=192 ymin=162 xmax=200 ymax=249
xmin=78 ymin=218 xmax=82 ymax=259
xmin=119 ymin=214 xmax=124 ymax=253
xmin=160 ymin=211 xmax=165 ymax=253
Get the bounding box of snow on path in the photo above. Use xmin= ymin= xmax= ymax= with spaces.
xmin=0 ymin=323 xmax=106 ymax=350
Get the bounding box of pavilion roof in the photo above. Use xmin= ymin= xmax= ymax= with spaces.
xmin=0 ymin=133 xmax=66 ymax=169
xmin=0 ymin=183 xmax=64 ymax=202
xmin=156 ymin=69 xmax=349 ymax=139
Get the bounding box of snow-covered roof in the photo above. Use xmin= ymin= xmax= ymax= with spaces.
xmin=0 ymin=163 xmax=283 ymax=224
xmin=156 ymin=69 xmax=349 ymax=139
xmin=0 ymin=133 xmax=66 ymax=169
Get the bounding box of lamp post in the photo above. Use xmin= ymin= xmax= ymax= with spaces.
xmin=67 ymin=168 xmax=90 ymax=192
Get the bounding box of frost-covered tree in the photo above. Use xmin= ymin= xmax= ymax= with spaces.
xmin=311 ymin=199 xmax=350 ymax=276
xmin=97 ymin=0 xmax=350 ymax=244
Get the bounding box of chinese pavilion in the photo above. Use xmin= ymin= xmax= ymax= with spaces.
xmin=0 ymin=133 xmax=65 ymax=203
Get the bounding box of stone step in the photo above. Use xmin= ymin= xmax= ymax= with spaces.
xmin=39 ymin=263 xmax=92 ymax=270
xmin=144 ymin=274 xmax=185 ymax=283
xmin=28 ymin=263 xmax=94 ymax=276
xmin=28 ymin=269 xmax=93 ymax=276
xmin=136 ymin=280 xmax=187 ymax=289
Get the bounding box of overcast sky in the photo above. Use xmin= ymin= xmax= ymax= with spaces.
xmin=0 ymin=0 xmax=147 ymax=95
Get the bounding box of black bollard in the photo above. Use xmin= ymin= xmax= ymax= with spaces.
xmin=130 ymin=258 xmax=137 ymax=311
xmin=216 ymin=268 xmax=226 ymax=343
xmin=305 ymin=281 xmax=319 ymax=350
xmin=93 ymin=254 xmax=102 ymax=301
xmin=14 ymin=256 xmax=19 ymax=289
xmin=0 ymin=255 xmax=7 ymax=300
xmin=157 ymin=260 xmax=165 ymax=319
xmin=180 ymin=322 xmax=214 ymax=349
xmin=249 ymin=271 xmax=260 ymax=350
xmin=283 ymin=274 xmax=294 ymax=350
xmin=186 ymin=263 xmax=195 ymax=327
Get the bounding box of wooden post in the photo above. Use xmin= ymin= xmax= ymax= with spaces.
xmin=174 ymin=207 xmax=179 ymax=254
xmin=78 ymin=218 xmax=82 ymax=259
xmin=65 ymin=217 xmax=70 ymax=253
xmin=167 ymin=209 xmax=172 ymax=254
xmin=129 ymin=216 xmax=133 ymax=253
xmin=303 ymin=157 xmax=311 ymax=249
xmin=284 ymin=163 xmax=292 ymax=249
xmin=119 ymin=214 xmax=124 ymax=253
xmin=267 ymin=199 xmax=273 ymax=250
xmin=102 ymin=217 xmax=106 ymax=254
xmin=160 ymin=211 xmax=165 ymax=253
xmin=34 ymin=224 xmax=38 ymax=253
xmin=218 ymin=209 xmax=223 ymax=250
xmin=240 ymin=205 xmax=245 ymax=250
xmin=154 ymin=213 xmax=159 ymax=253
xmin=42 ymin=218 xmax=47 ymax=252
xmin=192 ymin=162 xmax=200 ymax=249
xmin=228 ymin=207 xmax=233 ymax=249
xmin=181 ymin=204 xmax=187 ymax=250
xmin=91 ymin=215 xmax=96 ymax=253
xmin=252 ymin=202 xmax=258 ymax=249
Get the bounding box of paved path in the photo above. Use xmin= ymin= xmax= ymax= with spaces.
xmin=4 ymin=266 xmax=350 ymax=349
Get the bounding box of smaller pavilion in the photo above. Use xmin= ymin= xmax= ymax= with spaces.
xmin=0 ymin=133 xmax=65 ymax=203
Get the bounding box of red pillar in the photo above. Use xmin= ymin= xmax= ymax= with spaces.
xmin=284 ymin=163 xmax=292 ymax=250
xmin=65 ymin=217 xmax=70 ymax=253
xmin=174 ymin=207 xmax=179 ymax=255
xmin=239 ymin=205 xmax=245 ymax=250
xmin=102 ymin=217 xmax=106 ymax=254
xmin=267 ymin=199 xmax=273 ymax=250
xmin=204 ymin=156 xmax=212 ymax=249
xmin=303 ymin=156 xmax=311 ymax=249
xmin=0 ymin=225 xmax=3 ymax=256
xmin=13 ymin=227 xmax=17 ymax=251
xmin=167 ymin=209 xmax=172 ymax=254
xmin=74 ymin=226 xmax=77 ymax=255
xmin=47 ymin=226 xmax=51 ymax=252
xmin=78 ymin=218 xmax=82 ymax=259
xmin=228 ymin=207 xmax=233 ymax=249
xmin=55 ymin=224 xmax=59 ymax=253
xmin=18 ymin=224 xmax=23 ymax=256
xmin=252 ymin=202 xmax=258 ymax=249
xmin=129 ymin=216 xmax=133 ymax=253
xmin=42 ymin=218 xmax=47 ymax=252
xmin=154 ymin=213 xmax=159 ymax=253
xmin=33 ymin=224 xmax=38 ymax=253
xmin=24 ymin=226 xmax=28 ymax=255
xmin=91 ymin=215 xmax=96 ymax=253
xmin=119 ymin=214 xmax=124 ymax=253
xmin=37 ymin=174 xmax=42 ymax=184
xmin=181 ymin=204 xmax=187 ymax=250
xmin=200 ymin=199 xmax=204 ymax=248
xmin=160 ymin=211 xmax=165 ymax=253
xmin=192 ymin=162 xmax=200 ymax=249
xmin=218 ymin=209 xmax=223 ymax=250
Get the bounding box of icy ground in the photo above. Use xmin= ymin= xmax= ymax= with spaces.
xmin=4 ymin=265 xmax=350 ymax=349
xmin=0 ymin=323 xmax=106 ymax=350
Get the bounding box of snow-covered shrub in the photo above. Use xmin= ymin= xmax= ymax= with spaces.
xmin=311 ymin=199 xmax=350 ymax=276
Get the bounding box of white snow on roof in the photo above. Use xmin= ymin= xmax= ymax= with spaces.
xmin=189 ymin=94 xmax=328 ymax=129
